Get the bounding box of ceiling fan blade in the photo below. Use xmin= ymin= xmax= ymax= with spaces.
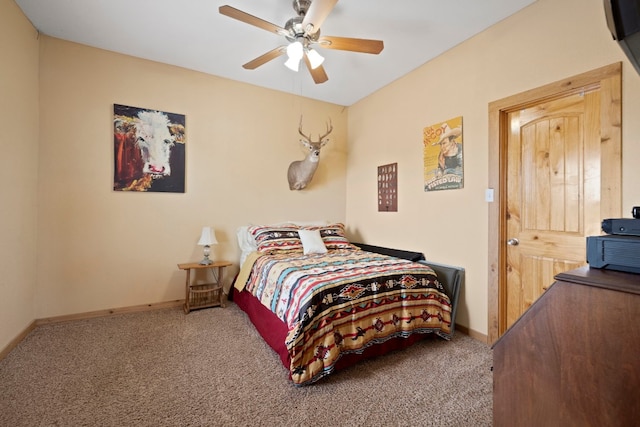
xmin=318 ymin=36 xmax=384 ymax=54
xmin=301 ymin=0 xmax=338 ymax=34
xmin=219 ymin=5 xmax=288 ymax=36
xmin=303 ymin=53 xmax=329 ymax=84
xmin=242 ymin=46 xmax=287 ymax=70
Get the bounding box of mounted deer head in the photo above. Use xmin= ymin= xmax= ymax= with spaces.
xmin=287 ymin=116 xmax=333 ymax=190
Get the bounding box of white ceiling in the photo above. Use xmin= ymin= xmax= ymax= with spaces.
xmin=16 ymin=0 xmax=536 ymax=106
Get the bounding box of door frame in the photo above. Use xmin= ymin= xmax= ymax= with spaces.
xmin=487 ymin=63 xmax=622 ymax=344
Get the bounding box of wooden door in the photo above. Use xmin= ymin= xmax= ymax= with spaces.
xmin=504 ymin=92 xmax=600 ymax=327
xmin=488 ymin=64 xmax=622 ymax=343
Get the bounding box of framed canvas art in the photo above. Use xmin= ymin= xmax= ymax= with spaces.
xmin=113 ymin=104 xmax=186 ymax=192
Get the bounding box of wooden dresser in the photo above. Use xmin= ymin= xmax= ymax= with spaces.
xmin=492 ymin=266 xmax=640 ymax=427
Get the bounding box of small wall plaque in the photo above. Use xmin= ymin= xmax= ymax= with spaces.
xmin=378 ymin=163 xmax=398 ymax=212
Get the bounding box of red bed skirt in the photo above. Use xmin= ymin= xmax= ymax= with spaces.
xmin=232 ymin=287 xmax=429 ymax=380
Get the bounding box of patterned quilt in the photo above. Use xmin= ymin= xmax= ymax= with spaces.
xmin=239 ymin=249 xmax=452 ymax=385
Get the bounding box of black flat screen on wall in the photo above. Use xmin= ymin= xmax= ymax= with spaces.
xmin=604 ymin=0 xmax=640 ymax=74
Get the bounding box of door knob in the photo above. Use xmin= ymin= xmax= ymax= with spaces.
xmin=507 ymin=238 xmax=520 ymax=246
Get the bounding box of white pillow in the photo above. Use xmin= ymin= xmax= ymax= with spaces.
xmin=298 ymin=229 xmax=328 ymax=255
xmin=236 ymin=226 xmax=258 ymax=252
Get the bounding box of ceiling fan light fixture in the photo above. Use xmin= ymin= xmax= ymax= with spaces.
xmin=285 ymin=40 xmax=304 ymax=72
xmin=306 ymin=48 xmax=324 ymax=69
xmin=219 ymin=2 xmax=384 ymax=85
xmin=286 ymin=40 xmax=304 ymax=60
xmin=284 ymin=56 xmax=301 ymax=72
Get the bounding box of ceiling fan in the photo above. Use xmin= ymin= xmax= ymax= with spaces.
xmin=219 ymin=0 xmax=384 ymax=84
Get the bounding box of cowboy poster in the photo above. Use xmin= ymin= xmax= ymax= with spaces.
xmin=423 ymin=116 xmax=463 ymax=191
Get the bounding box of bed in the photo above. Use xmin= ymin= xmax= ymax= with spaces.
xmin=232 ymin=223 xmax=463 ymax=386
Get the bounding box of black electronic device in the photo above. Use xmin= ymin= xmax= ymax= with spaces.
xmin=601 ymin=218 xmax=640 ymax=236
xmin=604 ymin=0 xmax=640 ymax=75
xmin=586 ymin=234 xmax=640 ymax=273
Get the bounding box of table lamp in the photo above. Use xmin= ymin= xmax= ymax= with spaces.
xmin=197 ymin=226 xmax=218 ymax=265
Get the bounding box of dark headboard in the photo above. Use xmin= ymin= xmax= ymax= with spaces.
xmin=351 ymin=242 xmax=425 ymax=262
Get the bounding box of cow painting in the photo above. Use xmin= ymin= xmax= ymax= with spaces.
xmin=113 ymin=104 xmax=186 ymax=192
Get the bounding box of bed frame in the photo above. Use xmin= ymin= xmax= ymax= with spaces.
xmin=232 ymin=243 xmax=464 ymax=381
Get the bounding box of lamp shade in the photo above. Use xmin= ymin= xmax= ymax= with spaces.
xmin=197 ymin=227 xmax=218 ymax=246
xmin=286 ymin=40 xmax=304 ymax=60
xmin=284 ymin=57 xmax=300 ymax=72
xmin=306 ymin=48 xmax=324 ymax=69
xmin=284 ymin=40 xmax=304 ymax=72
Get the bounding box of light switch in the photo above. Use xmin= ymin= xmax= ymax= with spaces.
xmin=485 ymin=188 xmax=494 ymax=202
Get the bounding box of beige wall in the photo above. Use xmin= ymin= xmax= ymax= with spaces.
xmin=0 ymin=0 xmax=40 ymax=350
xmin=34 ymin=39 xmax=347 ymax=319
xmin=346 ymin=0 xmax=640 ymax=336
xmin=4 ymin=0 xmax=640 ymax=351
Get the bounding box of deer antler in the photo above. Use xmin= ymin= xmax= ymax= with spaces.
xmin=299 ymin=115 xmax=311 ymax=142
xmin=318 ymin=119 xmax=333 ymax=146
xmin=298 ymin=116 xmax=333 ymax=145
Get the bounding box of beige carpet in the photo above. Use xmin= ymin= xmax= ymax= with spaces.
xmin=0 ymin=304 xmax=493 ymax=426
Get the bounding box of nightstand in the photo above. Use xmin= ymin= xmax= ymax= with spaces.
xmin=177 ymin=261 xmax=232 ymax=313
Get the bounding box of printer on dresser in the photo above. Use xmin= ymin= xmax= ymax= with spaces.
xmin=587 ymin=206 xmax=640 ymax=273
